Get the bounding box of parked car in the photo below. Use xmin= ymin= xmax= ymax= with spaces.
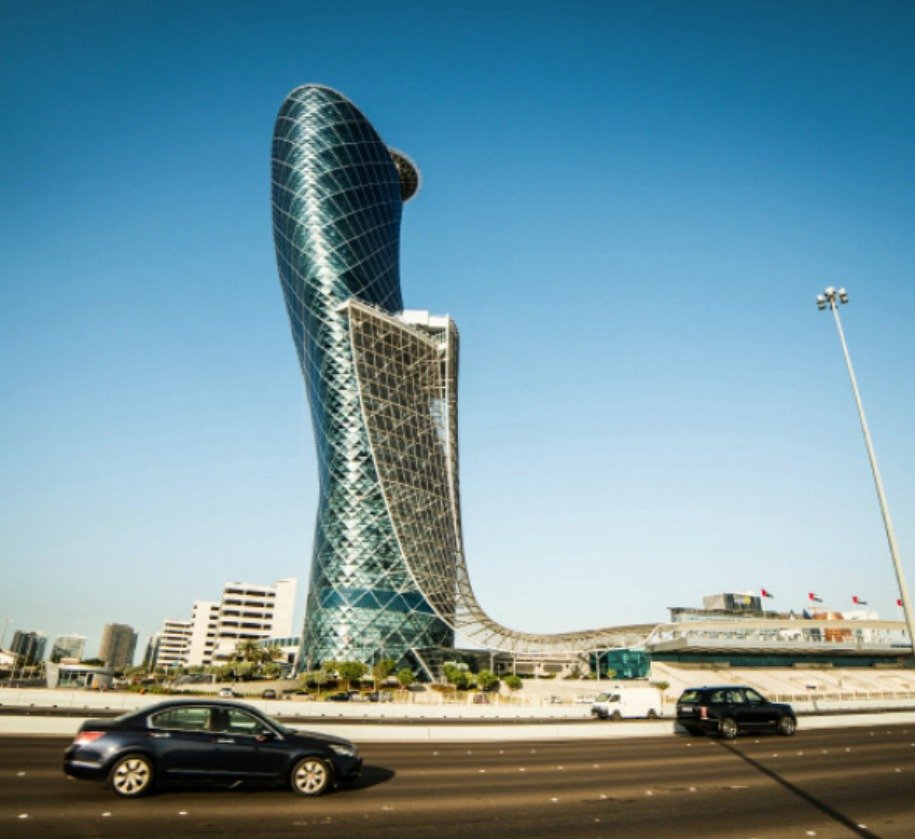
xmin=367 ymin=691 xmax=393 ymax=703
xmin=261 ymin=689 xmax=277 ymax=700
xmin=217 ymin=687 xmax=237 ymax=698
xmin=63 ymin=698 xmax=361 ymax=798
xmin=676 ymin=685 xmax=797 ymax=739
xmin=325 ymin=691 xmax=352 ymax=702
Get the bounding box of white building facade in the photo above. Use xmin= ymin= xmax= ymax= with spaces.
xmin=209 ymin=578 xmax=297 ymax=663
xmin=185 ymin=601 xmax=220 ymax=667
xmin=154 ymin=578 xmax=297 ymax=668
xmin=155 ymin=619 xmax=192 ymax=668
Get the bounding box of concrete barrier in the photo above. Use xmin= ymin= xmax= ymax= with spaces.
xmin=4 ymin=710 xmax=915 ymax=741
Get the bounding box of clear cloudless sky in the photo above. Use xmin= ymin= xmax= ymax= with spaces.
xmin=2 ymin=0 xmax=914 ymax=659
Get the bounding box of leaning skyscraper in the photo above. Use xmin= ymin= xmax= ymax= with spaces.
xmin=272 ymin=85 xmax=644 ymax=672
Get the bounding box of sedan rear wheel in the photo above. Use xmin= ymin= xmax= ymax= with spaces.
xmin=777 ymin=715 xmax=797 ymax=736
xmin=718 ymin=717 xmax=738 ymax=740
xmin=109 ymin=754 xmax=154 ymax=797
xmin=291 ymin=756 xmax=331 ymax=796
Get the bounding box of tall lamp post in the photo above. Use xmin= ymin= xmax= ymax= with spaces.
xmin=817 ymin=286 xmax=915 ymax=667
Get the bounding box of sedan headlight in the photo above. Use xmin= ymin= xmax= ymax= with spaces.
xmin=329 ymin=743 xmax=357 ymax=757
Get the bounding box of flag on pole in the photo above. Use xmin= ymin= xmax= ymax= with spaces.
xmin=898 ymin=598 xmax=904 ymax=607
xmin=808 ymin=592 xmax=823 ymax=603
xmin=761 ymin=588 xmax=774 ymax=598
xmin=852 ymin=595 xmax=867 ymax=606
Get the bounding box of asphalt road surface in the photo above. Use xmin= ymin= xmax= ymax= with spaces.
xmin=2 ymin=724 xmax=914 ymax=838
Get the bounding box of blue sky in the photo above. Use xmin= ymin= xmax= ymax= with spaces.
xmin=2 ymin=1 xmax=914 ymax=658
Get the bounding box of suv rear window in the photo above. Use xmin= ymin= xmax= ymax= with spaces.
xmin=678 ymin=690 xmax=703 ymax=704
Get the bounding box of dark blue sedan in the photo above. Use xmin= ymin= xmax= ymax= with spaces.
xmin=63 ymin=698 xmax=362 ymax=797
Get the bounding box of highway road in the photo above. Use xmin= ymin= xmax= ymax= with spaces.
xmin=1 ymin=724 xmax=914 ymax=838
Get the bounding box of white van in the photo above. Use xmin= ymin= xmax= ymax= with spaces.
xmin=591 ymin=687 xmax=662 ymax=720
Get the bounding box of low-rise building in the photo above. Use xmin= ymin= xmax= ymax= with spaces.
xmin=50 ymin=634 xmax=86 ymax=663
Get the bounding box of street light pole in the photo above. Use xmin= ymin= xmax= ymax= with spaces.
xmin=817 ymin=286 xmax=915 ymax=667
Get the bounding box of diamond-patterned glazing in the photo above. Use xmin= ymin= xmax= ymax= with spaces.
xmin=271 ymin=86 xmax=452 ymax=668
xmin=273 ymin=86 xmax=649 ymax=669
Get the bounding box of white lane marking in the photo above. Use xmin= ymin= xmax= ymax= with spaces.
xmin=178 ymin=811 xmax=188 ymax=816
xmin=17 ymin=771 xmax=26 ymax=776
xmin=18 ymin=814 xmax=28 ymax=819
xmin=101 ymin=812 xmax=111 ymax=817
xmin=550 ymin=797 xmax=559 ymax=802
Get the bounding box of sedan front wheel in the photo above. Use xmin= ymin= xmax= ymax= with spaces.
xmin=291 ymin=756 xmax=332 ymax=796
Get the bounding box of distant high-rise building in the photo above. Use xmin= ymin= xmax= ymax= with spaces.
xmin=97 ymin=623 xmax=138 ymax=671
xmin=141 ymin=634 xmax=161 ymax=669
xmin=10 ymin=630 xmax=47 ymax=665
xmin=50 ymin=634 xmax=86 ymax=663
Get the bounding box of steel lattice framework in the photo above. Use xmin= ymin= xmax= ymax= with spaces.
xmin=272 ymin=85 xmax=647 ymax=668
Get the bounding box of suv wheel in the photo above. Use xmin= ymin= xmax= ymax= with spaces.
xmin=777 ymin=715 xmax=796 ymax=737
xmin=718 ymin=717 xmax=738 ymax=740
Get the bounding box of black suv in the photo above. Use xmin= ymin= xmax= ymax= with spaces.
xmin=676 ymin=685 xmax=796 ymax=739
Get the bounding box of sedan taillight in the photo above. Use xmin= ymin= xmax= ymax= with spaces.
xmin=73 ymin=731 xmax=105 ymax=745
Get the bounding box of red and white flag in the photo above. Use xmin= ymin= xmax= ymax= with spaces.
xmin=898 ymin=598 xmax=904 ymax=607
xmin=761 ymin=588 xmax=774 ymax=599
xmin=808 ymin=592 xmax=823 ymax=603
xmin=852 ymin=595 xmax=867 ymax=606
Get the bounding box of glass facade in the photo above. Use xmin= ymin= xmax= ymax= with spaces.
xmin=271 ymin=86 xmax=452 ymax=668
xmin=273 ymin=85 xmax=649 ymax=670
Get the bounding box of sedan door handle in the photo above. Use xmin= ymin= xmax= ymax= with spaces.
xmin=215 ymin=737 xmax=235 ymax=744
